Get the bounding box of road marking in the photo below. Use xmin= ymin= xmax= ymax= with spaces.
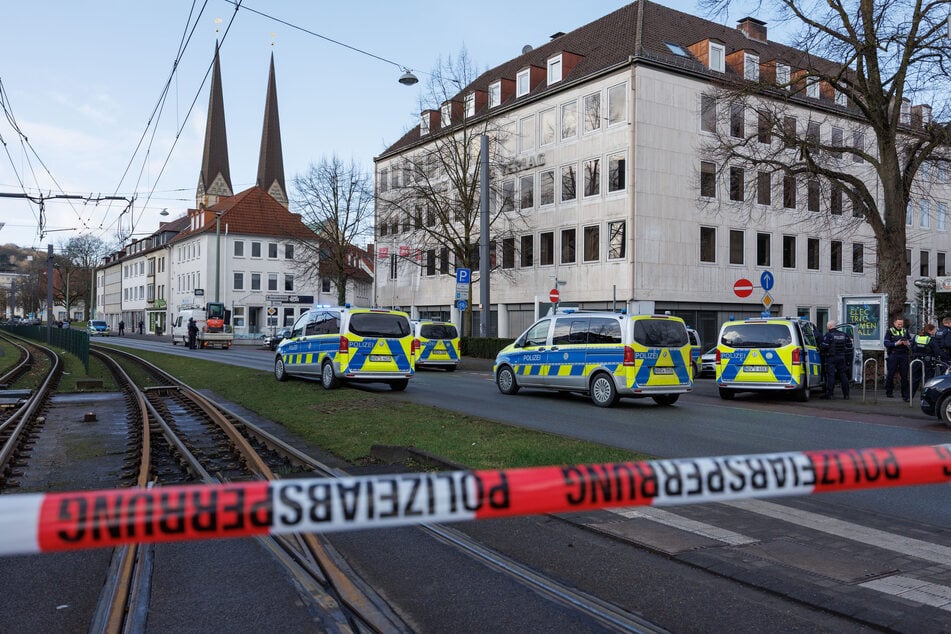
xmin=726 ymin=499 xmax=951 ymax=565
xmin=860 ymin=576 xmax=951 ymax=610
xmin=610 ymin=507 xmax=758 ymax=546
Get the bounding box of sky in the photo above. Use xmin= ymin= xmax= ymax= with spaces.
xmin=0 ymin=0 xmax=744 ymax=252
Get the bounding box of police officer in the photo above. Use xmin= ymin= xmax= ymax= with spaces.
xmin=911 ymin=323 xmax=942 ymax=396
xmin=187 ymin=317 xmax=199 ymax=349
xmin=883 ymin=316 xmax=911 ymax=401
xmin=935 ymin=315 xmax=951 ymax=366
xmin=820 ymin=319 xmax=853 ymax=399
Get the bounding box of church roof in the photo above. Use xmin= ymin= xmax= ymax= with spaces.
xmin=171 ymin=187 xmax=317 ymax=244
xmin=256 ymin=52 xmax=287 ymax=206
xmin=197 ymin=42 xmax=233 ymax=200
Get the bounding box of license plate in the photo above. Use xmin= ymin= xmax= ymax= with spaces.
xmin=744 ymin=366 xmax=769 ymax=373
xmin=370 ymin=355 xmax=390 ymax=362
xmin=653 ymin=367 xmax=674 ymax=375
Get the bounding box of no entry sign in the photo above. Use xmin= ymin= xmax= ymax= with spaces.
xmin=733 ymin=278 xmax=753 ymax=298
xmin=549 ymin=288 xmax=560 ymax=303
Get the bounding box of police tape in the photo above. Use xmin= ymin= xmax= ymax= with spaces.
xmin=2 ymin=443 xmax=950 ymax=557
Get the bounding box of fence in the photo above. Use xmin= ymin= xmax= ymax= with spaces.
xmin=0 ymin=324 xmax=89 ymax=371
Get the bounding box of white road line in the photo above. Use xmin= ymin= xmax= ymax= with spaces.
xmin=610 ymin=507 xmax=758 ymax=546
xmin=726 ymin=499 xmax=951 ymax=566
xmin=860 ymin=576 xmax=951 ymax=610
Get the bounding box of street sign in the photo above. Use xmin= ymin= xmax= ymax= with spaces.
xmin=456 ymin=299 xmax=467 ymax=311
xmin=456 ymin=268 xmax=471 ymax=284
xmin=760 ymin=270 xmax=774 ymax=292
xmin=549 ymin=288 xmax=560 ymax=303
xmin=762 ymin=292 xmax=773 ymax=308
xmin=733 ymin=279 xmax=753 ymax=298
xmin=266 ymin=306 xmax=277 ymax=317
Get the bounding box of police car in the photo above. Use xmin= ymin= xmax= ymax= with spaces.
xmin=493 ymin=310 xmax=693 ymax=407
xmin=687 ymin=328 xmax=702 ymax=378
xmin=413 ymin=320 xmax=460 ymax=371
xmin=715 ymin=317 xmax=823 ymax=401
xmin=274 ymin=305 xmax=416 ymax=391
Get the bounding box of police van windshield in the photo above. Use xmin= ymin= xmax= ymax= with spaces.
xmin=420 ymin=324 xmax=458 ymax=339
xmin=633 ymin=319 xmax=688 ymax=347
xmin=349 ymin=313 xmax=411 ymax=338
xmin=720 ymin=324 xmax=793 ymax=348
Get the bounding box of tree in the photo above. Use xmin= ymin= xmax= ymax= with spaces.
xmin=376 ymin=49 xmax=526 ymax=335
xmin=700 ymin=0 xmax=951 ymax=319
xmin=293 ymin=155 xmax=375 ymax=306
xmin=60 ymin=235 xmax=110 ymax=320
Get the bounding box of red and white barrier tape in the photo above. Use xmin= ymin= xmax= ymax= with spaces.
xmin=2 ymin=443 xmax=950 ymax=556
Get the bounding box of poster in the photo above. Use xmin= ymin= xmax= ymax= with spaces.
xmin=841 ymin=294 xmax=885 ymax=349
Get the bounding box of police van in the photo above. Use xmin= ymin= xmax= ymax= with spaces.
xmin=274 ymin=305 xmax=416 ymax=391
xmin=715 ymin=317 xmax=823 ymax=401
xmin=493 ymin=310 xmax=693 ymax=407
xmin=413 ymin=320 xmax=460 ymax=371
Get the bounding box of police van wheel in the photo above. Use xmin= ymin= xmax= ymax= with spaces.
xmin=718 ymin=387 xmax=735 ymax=400
xmin=496 ymin=366 xmax=520 ymax=395
xmin=795 ymin=385 xmax=810 ymax=402
xmin=389 ymin=379 xmax=409 ymax=391
xmin=652 ymin=394 xmax=680 ymax=406
xmin=590 ymin=372 xmax=619 ymax=408
xmin=321 ymin=362 xmax=341 ymax=390
xmin=274 ymin=357 xmax=288 ymax=382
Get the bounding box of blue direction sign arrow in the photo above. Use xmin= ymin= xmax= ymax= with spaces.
xmin=760 ymin=270 xmax=774 ymax=292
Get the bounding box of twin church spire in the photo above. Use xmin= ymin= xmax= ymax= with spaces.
xmin=197 ymin=44 xmax=287 ymax=209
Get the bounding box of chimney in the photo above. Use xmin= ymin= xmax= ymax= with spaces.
xmin=737 ymin=17 xmax=767 ymax=43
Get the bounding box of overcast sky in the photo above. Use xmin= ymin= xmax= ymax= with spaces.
xmin=0 ymin=0 xmax=725 ymax=251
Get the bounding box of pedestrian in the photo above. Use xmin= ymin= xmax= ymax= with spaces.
xmin=935 ymin=315 xmax=951 ymax=367
xmin=138 ymin=320 xmax=144 ymax=335
xmin=820 ymin=319 xmax=853 ymax=399
xmin=118 ymin=320 xmax=125 ymax=336
xmin=883 ymin=315 xmax=911 ymax=401
xmin=911 ymin=323 xmax=942 ymax=397
xmin=187 ymin=317 xmax=199 ymax=350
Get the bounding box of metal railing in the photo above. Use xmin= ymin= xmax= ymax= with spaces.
xmin=861 ymin=357 xmax=878 ymax=403
xmin=0 ymin=324 xmax=89 ymax=371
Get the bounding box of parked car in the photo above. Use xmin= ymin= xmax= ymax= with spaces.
xmin=920 ymin=371 xmax=951 ymax=426
xmin=263 ymin=327 xmax=291 ymax=351
xmin=87 ymin=320 xmax=110 ymax=336
xmin=699 ymin=347 xmax=717 ymax=377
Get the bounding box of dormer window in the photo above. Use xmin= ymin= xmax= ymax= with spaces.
xmin=709 ymin=42 xmax=725 ymax=72
xmin=516 ymin=69 xmax=531 ymax=97
xmin=776 ymin=63 xmax=790 ymax=89
xmin=900 ymin=99 xmax=911 ymax=125
xmin=744 ymin=53 xmax=759 ymax=81
xmin=665 ymin=42 xmax=690 ymax=57
xmin=834 ymin=89 xmax=847 ymax=107
xmin=806 ymin=76 xmax=819 ymax=99
xmin=441 ymin=103 xmax=452 ymax=127
xmin=547 ymin=55 xmax=563 ymax=85
xmin=465 ymin=93 xmax=475 ymax=118
xmin=420 ymin=113 xmax=430 ymax=135
xmin=489 ymin=81 xmax=501 ymax=108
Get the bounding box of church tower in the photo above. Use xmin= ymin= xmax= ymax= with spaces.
xmin=196 ymin=42 xmax=233 ymax=209
xmin=256 ymin=52 xmax=288 ymax=208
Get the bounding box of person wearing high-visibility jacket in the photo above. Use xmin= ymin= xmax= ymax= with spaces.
xmin=820 ymin=320 xmax=853 ymax=399
xmin=911 ymin=323 xmax=942 ymax=397
xmin=883 ymin=316 xmax=911 ymax=401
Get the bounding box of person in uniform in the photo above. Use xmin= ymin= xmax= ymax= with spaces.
xmin=911 ymin=323 xmax=942 ymax=397
xmin=187 ymin=317 xmax=199 ymax=350
xmin=118 ymin=320 xmax=125 ymax=336
xmin=820 ymin=319 xmax=853 ymax=399
xmin=935 ymin=315 xmax=951 ymax=368
xmin=883 ymin=316 xmax=911 ymax=401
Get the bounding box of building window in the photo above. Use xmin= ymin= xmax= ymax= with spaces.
xmin=921 ymin=200 xmax=931 ymax=229
xmin=730 ymin=102 xmax=744 ymax=138
xmin=700 ymin=227 xmax=716 ymax=263
xmin=268 ymin=273 xmax=278 ymax=290
xmin=831 ymin=184 xmax=843 ymax=215
xmin=583 ymin=158 xmax=600 ymax=197
xmin=808 ymin=178 xmax=820 ymax=212
xmin=906 ymin=204 xmax=913 ymax=226
xmin=420 ymin=113 xmax=430 ymax=136
xmin=268 ymin=243 xmax=278 ymax=258
xmin=831 ymin=127 xmax=843 ymax=158
xmin=729 ymin=166 xmax=744 ymax=202
xmin=500 ymin=180 xmax=515 ymax=212
xmin=757 ymin=110 xmax=771 ymax=143
xmin=783 ymin=175 xmax=797 ymax=209
xmin=938 ymin=202 xmax=948 ymax=231
xmin=835 ymin=90 xmax=848 ymax=107
xmin=609 ymin=221 xmax=626 ymax=259
xmin=540 ymin=170 xmax=555 ymax=206
xmin=489 ymin=81 xmax=501 ymax=108
xmin=440 ymin=247 xmax=449 ymax=274
xmin=540 ymin=232 xmax=554 ymax=265
xmin=464 ymin=92 xmax=475 ymax=118
xmin=425 ymin=250 xmax=436 ymax=276
xmin=853 ymin=243 xmax=864 ymax=273
xmin=520 ymin=175 xmax=534 ymax=209
xmin=547 ymin=55 xmax=563 ymax=84
xmin=808 ymin=238 xmax=820 ymax=270
xmin=906 ymin=248 xmax=912 ymax=276
xmin=783 ymin=235 xmax=796 ymax=268
xmin=561 ymin=228 xmax=576 ymax=264
xmin=561 ymin=101 xmax=577 ymax=139
xmin=756 ymin=233 xmax=771 ymax=266
xmin=389 ymin=254 xmax=397 ymax=280
xmin=938 ymin=252 xmax=946 ymax=276
xmin=321 ymin=277 xmax=331 ymax=293
xmin=709 ymin=42 xmax=725 ymax=72
xmin=251 ymin=242 xmax=262 ymax=258
xmin=852 ymin=132 xmax=865 ymax=163
xmin=701 ymin=94 xmax=717 ymax=133
xmin=607 ymin=83 xmax=626 ymax=125
xmin=776 ymin=63 xmax=790 ymax=88
xmin=831 ymin=241 xmax=843 ymax=272
xmin=757 ymin=171 xmax=771 ymax=206
xmin=251 ymin=273 xmax=261 ymax=291
xmin=700 ymin=161 xmax=717 ymax=198
xmin=806 ymin=121 xmax=820 ymax=148
xmin=921 ymin=250 xmax=930 ymax=277
xmin=583 ymin=92 xmax=601 ymax=133
xmin=539 ymin=108 xmax=556 ymax=146
xmin=561 ymin=165 xmax=577 ymax=201
xmin=806 ymin=76 xmax=820 ymax=99
xmin=583 ymin=225 xmax=600 ymax=261
xmin=783 ymin=116 xmax=796 ymax=148
xmin=233 ymin=241 xmax=244 ymax=257
xmin=729 ymin=229 xmax=744 ymax=264
xmin=516 ymin=68 xmax=530 ymax=97
xmin=285 ymin=244 xmax=294 ymax=259
xmin=608 ymin=153 xmax=626 ymax=192
xmin=441 ymin=103 xmax=452 ymax=127
xmin=744 ymin=53 xmax=759 ymax=81
xmin=284 ymin=273 xmax=295 ymax=291
xmin=518 ymin=115 xmax=535 ymax=153
xmin=521 ymin=235 xmax=534 ymax=267
xmin=502 ymin=238 xmax=515 ymax=269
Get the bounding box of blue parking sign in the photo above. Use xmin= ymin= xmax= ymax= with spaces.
xmin=456 ymin=268 xmax=471 ymax=284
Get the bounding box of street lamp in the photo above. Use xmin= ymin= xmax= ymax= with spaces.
xmin=215 ymin=211 xmax=223 ymax=302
